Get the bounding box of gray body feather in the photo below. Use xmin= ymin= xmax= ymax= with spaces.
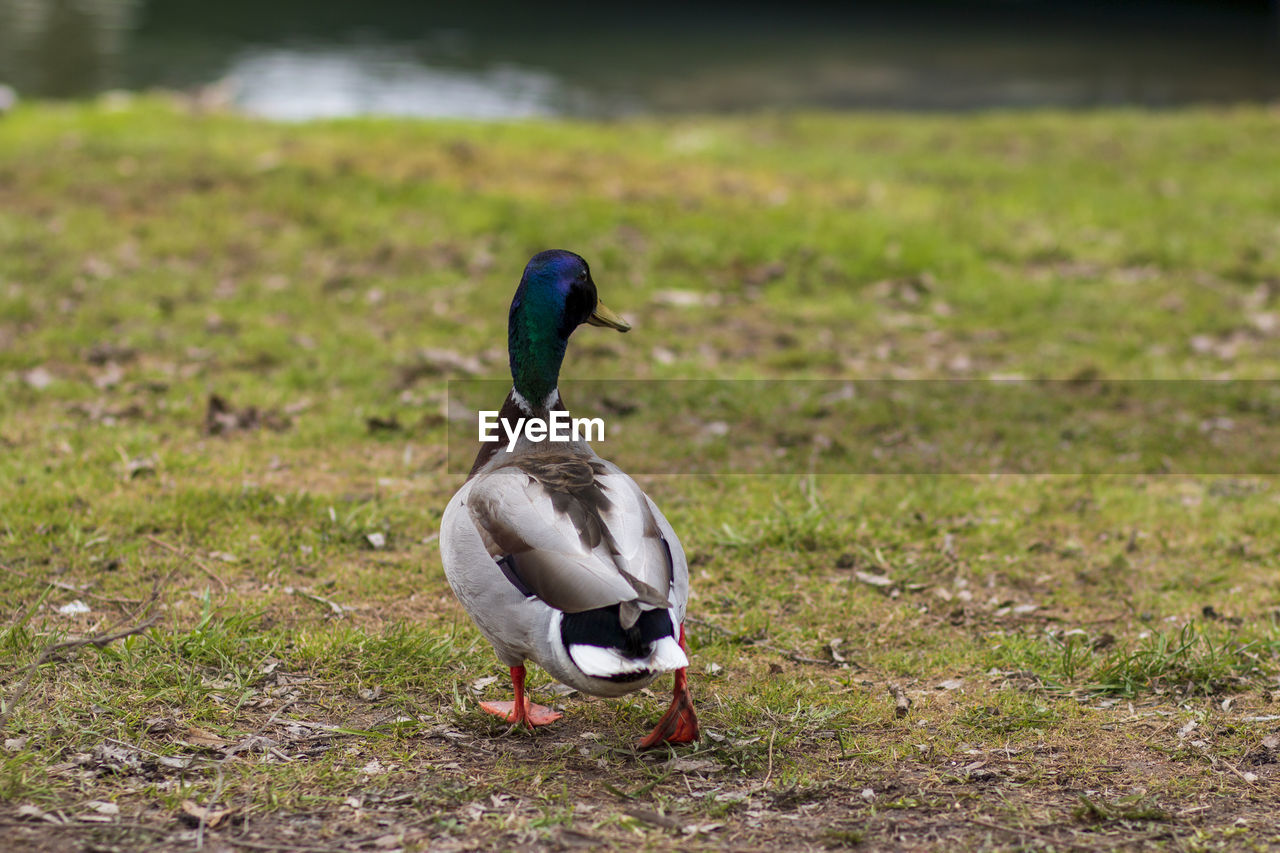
xmin=440 ymin=441 xmax=689 ymax=697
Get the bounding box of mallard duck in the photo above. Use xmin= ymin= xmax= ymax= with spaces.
xmin=439 ymin=249 xmax=698 ymax=748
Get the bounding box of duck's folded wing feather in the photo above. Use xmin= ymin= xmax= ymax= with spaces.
xmin=590 ymin=463 xmax=676 ymax=599
xmin=465 ymin=461 xmax=672 ymax=614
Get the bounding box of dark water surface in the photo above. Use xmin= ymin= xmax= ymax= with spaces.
xmin=1 ymin=1 xmax=1277 ymax=118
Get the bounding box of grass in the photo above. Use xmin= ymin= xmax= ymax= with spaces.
xmin=1 ymin=96 xmax=1279 ymax=850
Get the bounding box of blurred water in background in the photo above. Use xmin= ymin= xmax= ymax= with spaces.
xmin=225 ymin=49 xmax=595 ymax=120
xmin=0 ymin=0 xmax=1276 ymax=118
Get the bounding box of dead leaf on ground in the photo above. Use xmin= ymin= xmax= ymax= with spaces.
xmin=143 ymin=716 xmax=178 ymax=735
xmin=69 ymin=400 xmax=146 ymax=425
xmin=223 ymin=735 xmax=279 ymax=756
xmin=93 ymin=362 xmax=125 ymax=389
xmin=652 ymin=289 xmax=721 ymax=307
xmin=85 ymin=342 xmax=137 ymax=365
xmin=182 ymin=726 xmax=231 ymax=749
xmin=743 ymin=260 xmax=787 ymax=286
xmin=16 ymin=804 xmax=59 ymax=823
xmin=683 ymin=822 xmax=725 ymax=836
xmin=366 ymin=414 xmax=402 ymax=433
xmin=559 ymin=828 xmax=604 ymax=848
xmin=80 ymin=801 xmax=120 ymax=820
xmin=873 ymin=273 xmax=935 ymax=307
xmin=543 ymin=682 xmax=578 ymax=697
xmin=22 ymin=366 xmax=53 ymax=390
xmin=204 ymin=393 xmax=290 ymax=435
xmin=91 ymin=743 xmax=143 ymax=773
xmin=179 ymin=799 xmax=232 ymax=828
xmin=855 ymin=571 xmax=894 ymax=589
xmin=123 ymin=455 xmax=157 ymax=479
xmin=623 ymin=807 xmax=683 ymax=830
xmin=396 ymin=348 xmax=485 ymax=387
xmin=155 ymin=755 xmax=193 ymax=769
xmin=1092 ymin=632 xmax=1117 ymax=651
xmin=665 ymin=757 xmax=721 ymax=775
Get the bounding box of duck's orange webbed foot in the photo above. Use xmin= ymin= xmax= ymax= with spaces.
xmin=636 ymin=625 xmax=700 ymax=748
xmin=480 ymin=665 xmax=563 ymax=728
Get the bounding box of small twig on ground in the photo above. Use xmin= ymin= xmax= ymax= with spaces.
xmin=888 ymin=683 xmax=912 ymax=718
xmin=684 ymin=615 xmax=858 ymax=669
xmin=966 ymin=817 xmax=1088 ymax=851
xmin=685 ymin=616 xmax=735 ymax=637
xmin=145 ymin=535 xmax=230 ymax=590
xmin=1213 ymin=754 xmax=1260 ymax=789
xmin=73 ymin=728 xmax=203 ymax=764
xmin=288 ymin=588 xmax=346 ymax=617
xmin=0 ymin=563 xmax=144 ymax=607
xmin=0 ymin=818 xmax=170 ymax=836
xmin=1 ymin=615 xmax=159 ymax=730
xmin=207 ymin=838 xmax=352 ymax=853
xmin=2 ymin=568 xmax=170 ymax=730
xmin=741 ymin=727 xmax=780 ymax=795
xmin=622 ymin=806 xmax=683 ymax=831
xmin=196 ymin=763 xmax=228 ymax=850
xmin=270 ymin=718 xmax=369 ymax=737
xmin=225 ymin=819 xmax=439 ymax=853
xmin=762 ymin=728 xmax=777 ymax=790
xmin=252 ymin=699 xmax=300 ymax=736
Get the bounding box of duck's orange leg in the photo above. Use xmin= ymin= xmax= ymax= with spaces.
xmin=636 ymin=625 xmax=700 ymax=748
xmin=480 ymin=665 xmax=563 ymax=728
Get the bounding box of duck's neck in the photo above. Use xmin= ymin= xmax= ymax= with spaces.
xmin=508 ymin=295 xmax=569 ymax=408
xmin=511 ymin=385 xmax=559 ymax=414
xmin=468 ymin=389 xmax=569 ymax=478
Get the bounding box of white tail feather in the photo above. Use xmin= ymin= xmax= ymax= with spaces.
xmin=569 ymin=636 xmax=688 ymax=678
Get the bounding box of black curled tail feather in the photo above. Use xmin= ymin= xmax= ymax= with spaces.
xmin=560 ymin=604 xmax=674 ymax=660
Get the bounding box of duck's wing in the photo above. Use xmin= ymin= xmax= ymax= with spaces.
xmin=465 ymin=454 xmax=674 ymax=620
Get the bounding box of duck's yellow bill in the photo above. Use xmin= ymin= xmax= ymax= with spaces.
xmin=587 ymin=301 xmax=631 ymax=332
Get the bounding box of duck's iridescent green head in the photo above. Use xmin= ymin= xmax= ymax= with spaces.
xmin=508 ymin=250 xmax=629 ymax=408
